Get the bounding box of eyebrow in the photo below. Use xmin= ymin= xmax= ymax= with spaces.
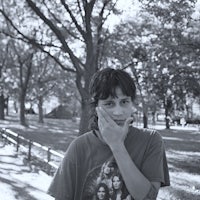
xmin=121 ymin=97 xmax=131 ymax=100
xmin=118 ymin=97 xmax=131 ymax=101
xmin=103 ymin=97 xmax=131 ymax=101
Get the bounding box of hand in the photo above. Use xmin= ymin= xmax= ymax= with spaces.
xmin=96 ymin=107 xmax=133 ymax=148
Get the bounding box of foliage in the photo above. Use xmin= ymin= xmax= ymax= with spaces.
xmin=0 ymin=0 xmax=200 ymax=130
xmin=0 ymin=0 xmax=122 ymax=133
xmin=104 ymin=0 xmax=200 ymax=128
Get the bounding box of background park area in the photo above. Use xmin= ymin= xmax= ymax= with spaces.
xmin=0 ymin=113 xmax=200 ymax=200
xmin=1 ymin=0 xmax=200 ymax=199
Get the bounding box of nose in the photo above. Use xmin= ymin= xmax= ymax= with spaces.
xmin=112 ymin=104 xmax=123 ymax=116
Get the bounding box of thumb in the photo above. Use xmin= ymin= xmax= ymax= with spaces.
xmin=124 ymin=117 xmax=133 ymax=128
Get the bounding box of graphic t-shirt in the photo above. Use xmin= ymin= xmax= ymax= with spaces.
xmin=47 ymin=127 xmax=170 ymax=200
xmin=82 ymin=157 xmax=133 ymax=200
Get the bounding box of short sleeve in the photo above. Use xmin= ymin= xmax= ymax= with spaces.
xmin=141 ymin=131 xmax=170 ymax=187
xmin=47 ymin=140 xmax=77 ymax=200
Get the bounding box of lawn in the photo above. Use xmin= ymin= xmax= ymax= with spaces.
xmin=0 ymin=113 xmax=200 ymax=200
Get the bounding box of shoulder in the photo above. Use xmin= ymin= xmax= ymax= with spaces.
xmin=63 ymin=131 xmax=95 ymax=160
xmin=128 ymin=127 xmax=163 ymax=145
xmin=66 ymin=130 xmax=99 ymax=153
xmin=130 ymin=126 xmax=162 ymax=138
xmin=143 ymin=128 xmax=163 ymax=142
xmin=68 ymin=130 xmax=94 ymax=147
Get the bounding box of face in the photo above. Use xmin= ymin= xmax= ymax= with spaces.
xmin=97 ymin=186 xmax=106 ymax=199
xmin=103 ymin=165 xmax=111 ymax=175
xmin=112 ymin=176 xmax=122 ymax=190
xmin=97 ymin=87 xmax=133 ymax=126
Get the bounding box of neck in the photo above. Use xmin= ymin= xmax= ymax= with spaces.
xmin=94 ymin=130 xmax=106 ymax=144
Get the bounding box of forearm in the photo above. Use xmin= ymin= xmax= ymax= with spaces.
xmin=110 ymin=143 xmax=152 ymax=200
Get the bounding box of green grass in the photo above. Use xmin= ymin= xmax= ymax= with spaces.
xmin=1 ymin=113 xmax=200 ymax=199
xmin=1 ymin=114 xmax=79 ymax=152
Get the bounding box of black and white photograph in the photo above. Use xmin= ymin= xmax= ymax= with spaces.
xmin=0 ymin=0 xmax=200 ymax=199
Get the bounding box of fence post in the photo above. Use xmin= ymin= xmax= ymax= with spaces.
xmin=2 ymin=129 xmax=7 ymax=144
xmin=46 ymin=147 xmax=52 ymax=175
xmin=47 ymin=147 xmax=51 ymax=163
xmin=16 ymin=134 xmax=19 ymax=152
xmin=28 ymin=140 xmax=32 ymax=161
xmin=5 ymin=134 xmax=8 ymax=144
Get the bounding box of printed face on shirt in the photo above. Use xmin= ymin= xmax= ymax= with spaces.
xmin=103 ymin=165 xmax=111 ymax=175
xmin=97 ymin=186 xmax=106 ymax=199
xmin=82 ymin=160 xmax=132 ymax=199
xmin=97 ymin=87 xmax=133 ymax=126
xmin=112 ymin=175 xmax=122 ymax=190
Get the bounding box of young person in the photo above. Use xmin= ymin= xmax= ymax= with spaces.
xmin=48 ymin=68 xmax=170 ymax=200
xmin=94 ymin=183 xmax=110 ymax=200
xmin=96 ymin=160 xmax=116 ymax=194
xmin=111 ymin=172 xmax=132 ymax=200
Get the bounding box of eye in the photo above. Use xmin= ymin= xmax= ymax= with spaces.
xmin=103 ymin=101 xmax=114 ymax=107
xmin=122 ymin=99 xmax=130 ymax=104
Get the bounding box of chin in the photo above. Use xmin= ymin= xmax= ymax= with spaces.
xmin=116 ymin=122 xmax=125 ymax=126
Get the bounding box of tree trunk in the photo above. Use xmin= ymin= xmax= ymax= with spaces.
xmin=20 ymin=92 xmax=27 ymax=126
xmin=79 ymin=99 xmax=91 ymax=134
xmin=76 ymin=63 xmax=97 ymax=134
xmin=165 ymin=106 xmax=170 ymax=129
xmin=142 ymin=103 xmax=148 ymax=128
xmin=13 ymin=101 xmax=18 ymax=113
xmin=0 ymin=94 xmax=5 ymax=120
xmin=38 ymin=96 xmax=44 ymax=123
xmin=152 ymin=112 xmax=156 ymax=125
xmin=143 ymin=112 xmax=148 ymax=128
xmin=5 ymin=96 xmax=9 ymax=116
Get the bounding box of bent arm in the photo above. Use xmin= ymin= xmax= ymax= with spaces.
xmin=96 ymin=107 xmax=162 ymax=199
xmin=110 ymin=144 xmax=160 ymax=200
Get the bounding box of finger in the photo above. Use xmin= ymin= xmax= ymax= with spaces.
xmin=98 ymin=118 xmax=103 ymax=131
xmin=99 ymin=107 xmax=116 ymax=126
xmin=96 ymin=108 xmax=110 ymax=133
xmin=124 ymin=117 xmax=133 ymax=128
xmin=96 ymin=107 xmax=107 ymax=124
xmin=95 ymin=119 xmax=105 ymax=142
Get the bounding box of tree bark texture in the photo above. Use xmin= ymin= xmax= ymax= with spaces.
xmin=0 ymin=94 xmax=5 ymax=120
xmin=38 ymin=96 xmax=44 ymax=123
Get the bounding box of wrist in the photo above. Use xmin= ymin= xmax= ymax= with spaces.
xmin=109 ymin=142 xmax=125 ymax=152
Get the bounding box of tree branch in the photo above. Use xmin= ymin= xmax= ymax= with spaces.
xmin=99 ymin=0 xmax=118 ymax=30
xmin=42 ymin=0 xmax=84 ymax=42
xmin=25 ymin=0 xmax=69 ymax=49
xmin=84 ymin=0 xmax=95 ymax=38
xmin=60 ymin=0 xmax=86 ymax=40
xmin=0 ymin=7 xmax=80 ymax=73
xmin=1 ymin=29 xmax=76 ymax=73
xmin=77 ymin=0 xmax=85 ymax=25
xmin=26 ymin=0 xmax=85 ymax=72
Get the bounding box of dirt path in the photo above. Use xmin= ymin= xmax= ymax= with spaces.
xmin=0 ymin=142 xmax=53 ymax=200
